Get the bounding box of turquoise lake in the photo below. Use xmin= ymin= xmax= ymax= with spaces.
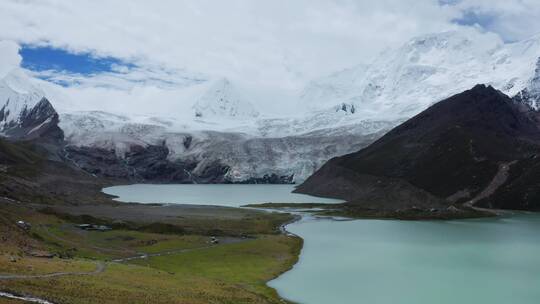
xmin=270 ymin=214 xmax=540 ymax=304
xmin=103 ymin=184 xmax=343 ymax=206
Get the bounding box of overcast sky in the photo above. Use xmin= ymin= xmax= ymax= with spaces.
xmin=1 ymin=0 xmax=540 ymax=115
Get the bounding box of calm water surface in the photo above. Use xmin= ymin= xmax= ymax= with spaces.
xmin=270 ymin=214 xmax=540 ymax=304
xmin=103 ymin=184 xmax=343 ymax=206
xmin=103 ymin=184 xmax=540 ymax=304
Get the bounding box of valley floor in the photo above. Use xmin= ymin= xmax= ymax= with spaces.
xmin=0 ymin=198 xmax=301 ymax=304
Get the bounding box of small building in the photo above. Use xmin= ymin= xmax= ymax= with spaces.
xmin=16 ymin=220 xmax=31 ymax=230
xmin=95 ymin=225 xmax=112 ymax=231
xmin=210 ymin=236 xmax=219 ymax=244
xmin=76 ymin=224 xmax=112 ymax=231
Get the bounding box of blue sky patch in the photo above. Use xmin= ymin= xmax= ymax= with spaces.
xmin=20 ymin=45 xmax=135 ymax=75
xmin=453 ymin=10 xmax=495 ymax=28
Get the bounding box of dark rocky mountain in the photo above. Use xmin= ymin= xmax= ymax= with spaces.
xmin=296 ymin=84 xmax=540 ymax=212
xmin=1 ymin=97 xmax=64 ymax=161
xmin=0 ymin=137 xmax=112 ymax=206
xmin=0 ymin=97 xmax=63 ymax=142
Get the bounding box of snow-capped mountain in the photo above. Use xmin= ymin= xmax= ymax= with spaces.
xmin=0 ymin=69 xmax=61 ymax=140
xmin=192 ymin=78 xmax=259 ymax=120
xmin=300 ymin=29 xmax=540 ymax=120
xmin=2 ymin=29 xmax=540 ymax=184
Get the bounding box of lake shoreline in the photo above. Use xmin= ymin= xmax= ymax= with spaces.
xmin=245 ymin=202 xmax=495 ymax=221
xmin=263 ymin=205 xmax=532 ymax=303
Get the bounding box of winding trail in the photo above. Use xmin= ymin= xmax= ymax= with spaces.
xmin=0 ymin=243 xmax=220 ymax=280
xmin=464 ymin=161 xmax=516 ymax=214
xmin=111 ymin=245 xmax=216 ymax=262
xmin=0 ymin=241 xmax=218 ymax=303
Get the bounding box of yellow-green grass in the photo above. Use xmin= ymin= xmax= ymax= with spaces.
xmin=0 ymin=254 xmax=96 ymax=276
xmin=1 ymin=203 xmax=302 ymax=303
xmin=80 ymin=230 xmax=208 ymax=253
xmin=43 ymin=205 xmax=293 ymax=236
xmin=30 ymin=223 xmax=210 ymax=260
xmin=0 ymin=235 xmax=302 ymax=304
xmin=0 ymin=297 xmax=28 ymax=304
xmin=135 ymin=235 xmax=209 ymax=254
xmin=130 ymin=235 xmax=302 ymax=301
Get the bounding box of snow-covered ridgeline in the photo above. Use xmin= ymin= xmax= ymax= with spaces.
xmin=301 ymin=29 xmax=540 ymax=120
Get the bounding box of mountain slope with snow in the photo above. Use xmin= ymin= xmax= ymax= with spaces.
xmin=300 ymin=29 xmax=540 ymax=120
xmin=514 ymin=58 xmax=540 ymax=109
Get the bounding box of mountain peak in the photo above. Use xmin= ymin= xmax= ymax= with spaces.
xmin=1 ymin=69 xmax=46 ymax=127
xmin=468 ymin=84 xmax=498 ymax=95
xmin=403 ymin=84 xmax=533 ymax=138
xmin=192 ymin=78 xmax=259 ymax=120
xmin=0 ymin=70 xmax=62 ymax=141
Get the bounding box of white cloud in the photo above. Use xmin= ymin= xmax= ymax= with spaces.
xmin=450 ymin=0 xmax=540 ymax=41
xmin=1 ymin=1 xmax=538 ymax=117
xmin=0 ymin=1 xmax=462 ymax=88
xmin=0 ymin=40 xmax=21 ymax=78
xmin=30 ymin=68 xmax=211 ymax=117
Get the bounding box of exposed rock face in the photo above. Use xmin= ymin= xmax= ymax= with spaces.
xmin=1 ymin=97 xmax=63 ymax=142
xmin=64 ymin=144 xmax=218 ymax=183
xmin=58 ymin=110 xmax=389 ymax=183
xmin=64 ymin=142 xmax=293 ymax=184
xmin=0 ymin=70 xmax=63 ymax=144
xmin=335 ymin=103 xmax=356 ymax=114
xmin=62 ymin=129 xmax=382 ymax=184
xmin=297 ymin=85 xmax=540 ymax=211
